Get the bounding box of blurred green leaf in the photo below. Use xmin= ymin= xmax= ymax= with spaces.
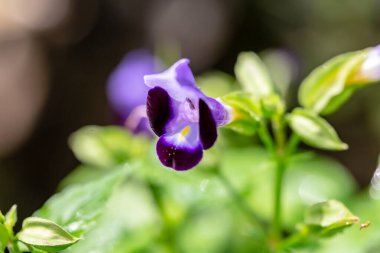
xmin=227 ymin=148 xmax=357 ymax=229
xmin=298 ymin=50 xmax=367 ymax=114
xmin=65 ymin=182 xmax=161 ymax=253
xmin=196 ymin=71 xmax=235 ymax=97
xmin=0 ymin=223 xmax=8 ymax=252
xmin=5 ymin=205 xmax=17 ymax=235
xmin=288 ymin=108 xmax=348 ymax=150
xmin=58 ymin=165 xmax=108 ymax=190
xmin=261 ymin=49 xmax=298 ymax=97
xmin=178 ymin=207 xmax=233 ymax=253
xmin=18 ymin=217 xmax=79 ymax=252
xmin=69 ymin=126 xmax=148 ymax=168
xmin=0 ymin=211 xmax=4 ymax=223
xmin=304 ymin=200 xmax=359 ymax=236
xmin=235 ymin=52 xmax=274 ymax=99
xmin=35 ymin=167 xmax=129 ymax=237
xmin=309 ymin=192 xmax=380 ymax=253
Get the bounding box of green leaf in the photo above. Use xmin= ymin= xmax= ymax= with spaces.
xmin=196 ymin=71 xmax=235 ymax=98
xmin=304 ymin=200 xmax=359 ymax=236
xmin=17 ymin=217 xmax=79 ymax=252
xmin=35 ymin=167 xmax=129 ymax=237
xmin=0 ymin=211 xmax=4 ymax=223
xmin=288 ymin=108 xmax=348 ymax=151
xmin=0 ymin=223 xmax=9 ymax=252
xmin=298 ymin=50 xmax=367 ymax=114
xmin=261 ymin=49 xmax=297 ymax=97
xmin=69 ymin=126 xmax=147 ymax=168
xmin=5 ymin=205 xmax=17 ymax=234
xmin=235 ymin=52 xmax=274 ymax=99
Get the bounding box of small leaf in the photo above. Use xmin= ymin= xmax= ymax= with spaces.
xmin=35 ymin=167 xmax=129 ymax=237
xmin=298 ymin=50 xmax=367 ymax=114
xmin=0 ymin=223 xmax=9 ymax=251
xmin=0 ymin=211 xmax=4 ymax=223
xmin=5 ymin=205 xmax=17 ymax=234
xmin=235 ymin=52 xmax=274 ymax=99
xmin=305 ymin=200 xmax=359 ymax=236
xmin=18 ymin=217 xmax=79 ymax=252
xmin=288 ymin=108 xmax=348 ymax=151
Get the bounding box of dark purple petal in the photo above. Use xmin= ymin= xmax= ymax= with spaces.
xmin=199 ymin=99 xmax=217 ymax=150
xmin=147 ymin=87 xmax=172 ymax=136
xmin=156 ymin=130 xmax=203 ymax=171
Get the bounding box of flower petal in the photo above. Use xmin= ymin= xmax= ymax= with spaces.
xmin=144 ymin=59 xmax=197 ymax=101
xmin=156 ymin=125 xmax=203 ymax=171
xmin=147 ymin=87 xmax=173 ymax=136
xmin=360 ymin=45 xmax=380 ymax=81
xmin=199 ymin=99 xmax=217 ymax=150
xmin=173 ymin=59 xmax=196 ymax=87
xmin=107 ymin=50 xmax=156 ymax=120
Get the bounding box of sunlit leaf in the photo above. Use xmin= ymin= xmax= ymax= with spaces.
xmin=298 ymin=50 xmax=367 ymax=114
xmin=18 ymin=217 xmax=79 ymax=252
xmin=69 ymin=126 xmax=148 ymax=168
xmin=288 ymin=108 xmax=348 ymax=151
xmin=235 ymin=52 xmax=274 ymax=99
xmin=0 ymin=223 xmax=8 ymax=252
xmin=65 ymin=183 xmax=161 ymax=253
xmin=35 ymin=167 xmax=129 ymax=237
xmin=5 ymin=205 xmax=17 ymax=235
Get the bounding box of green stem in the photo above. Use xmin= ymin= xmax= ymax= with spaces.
xmin=258 ymin=121 xmax=275 ymax=153
xmin=148 ymin=183 xmax=176 ymax=253
xmin=216 ymin=171 xmax=266 ymax=236
xmin=8 ymin=241 xmax=21 ymax=253
xmin=270 ymin=116 xmax=287 ymax=248
xmin=286 ymin=133 xmax=300 ymax=156
xmin=272 ymin=157 xmax=286 ymax=242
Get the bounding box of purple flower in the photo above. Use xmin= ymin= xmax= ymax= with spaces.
xmin=144 ymin=59 xmax=230 ymax=171
xmin=107 ymin=50 xmax=160 ymax=134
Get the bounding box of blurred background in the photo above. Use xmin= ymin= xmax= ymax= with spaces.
xmin=1 ymin=0 xmax=380 ymax=221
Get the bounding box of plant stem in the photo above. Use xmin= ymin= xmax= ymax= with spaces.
xmin=272 ymin=157 xmax=286 ymax=242
xmin=258 ymin=121 xmax=275 ymax=153
xmin=286 ymin=133 xmax=300 ymax=156
xmin=148 ymin=183 xmax=176 ymax=253
xmin=270 ymin=116 xmax=287 ymax=247
xmin=216 ymin=171 xmax=266 ymax=236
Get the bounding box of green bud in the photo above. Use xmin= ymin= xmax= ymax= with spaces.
xmin=17 ymin=217 xmax=80 ymax=252
xmin=288 ymin=108 xmax=348 ymax=151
